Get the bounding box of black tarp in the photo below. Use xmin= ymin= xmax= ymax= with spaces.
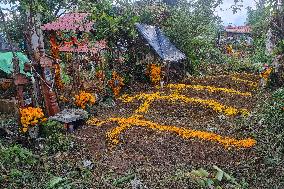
xmin=135 ymin=23 xmax=186 ymax=62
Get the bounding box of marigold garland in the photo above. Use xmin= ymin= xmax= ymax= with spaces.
xmin=50 ymin=33 xmax=60 ymax=59
xmin=20 ymin=107 xmax=47 ymax=133
xmin=167 ymin=84 xmax=252 ymax=96
xmin=87 ymin=77 xmax=258 ymax=149
xmin=108 ymin=71 xmax=124 ymax=97
xmin=120 ymin=92 xmax=249 ymax=116
xmin=88 ymin=115 xmax=256 ymax=148
xmin=231 ymin=76 xmax=258 ymax=88
xmin=75 ymin=91 xmax=96 ymax=109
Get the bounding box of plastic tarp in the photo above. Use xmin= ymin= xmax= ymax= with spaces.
xmin=0 ymin=52 xmax=30 ymax=75
xmin=135 ymin=23 xmax=186 ymax=62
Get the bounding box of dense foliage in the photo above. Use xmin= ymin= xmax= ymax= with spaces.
xmin=247 ymin=3 xmax=272 ymax=66
xmin=0 ymin=0 xmax=284 ymax=188
xmin=163 ymin=0 xmax=224 ymax=73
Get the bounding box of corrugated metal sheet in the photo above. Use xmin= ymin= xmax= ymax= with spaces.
xmin=135 ymin=23 xmax=186 ymax=62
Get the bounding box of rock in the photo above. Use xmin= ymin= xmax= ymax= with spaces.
xmin=49 ymin=108 xmax=88 ymax=123
xmin=83 ymin=159 xmax=93 ymax=169
xmin=131 ymin=177 xmax=147 ymax=189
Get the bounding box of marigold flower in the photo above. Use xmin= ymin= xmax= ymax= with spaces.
xmin=74 ymin=91 xmax=96 ymax=109
xmin=19 ymin=107 xmax=46 ymax=133
xmin=147 ymin=64 xmax=161 ymax=85
xmin=88 ymin=115 xmax=256 ymax=148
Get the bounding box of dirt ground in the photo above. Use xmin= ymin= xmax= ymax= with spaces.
xmin=75 ymin=73 xmax=261 ymax=188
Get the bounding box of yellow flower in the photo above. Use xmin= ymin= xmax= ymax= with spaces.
xmin=167 ymin=84 xmax=252 ymax=97
xmin=22 ymin=127 xmax=28 ymax=133
xmin=120 ymin=92 xmax=247 ymax=116
xmin=19 ymin=107 xmax=45 ymax=133
xmin=90 ymin=115 xmax=256 ymax=149
xmin=74 ymin=91 xmax=96 ymax=109
xmin=260 ymin=67 xmax=273 ymax=81
xmin=231 ymin=76 xmax=258 ymax=88
xmin=147 ymin=64 xmax=161 ymax=85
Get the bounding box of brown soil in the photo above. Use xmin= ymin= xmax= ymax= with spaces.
xmin=75 ymin=73 xmax=260 ymax=188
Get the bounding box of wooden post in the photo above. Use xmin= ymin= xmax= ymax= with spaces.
xmin=25 ymin=3 xmax=60 ymax=116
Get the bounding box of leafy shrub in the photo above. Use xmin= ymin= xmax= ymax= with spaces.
xmin=0 ymin=143 xmax=39 ymax=188
xmin=164 ymin=0 xmax=224 ymax=74
xmin=41 ymin=121 xmax=72 ymax=154
xmin=263 ymin=88 xmax=284 ymax=129
xmin=226 ymin=57 xmax=259 ymax=73
xmin=189 ymin=166 xmax=248 ymax=189
xmin=0 ymin=143 xmax=37 ymax=168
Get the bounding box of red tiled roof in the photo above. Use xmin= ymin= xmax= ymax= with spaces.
xmin=42 ymin=13 xmax=108 ymax=53
xmin=225 ymin=26 xmax=252 ymax=33
xmin=41 ymin=13 xmax=93 ymax=32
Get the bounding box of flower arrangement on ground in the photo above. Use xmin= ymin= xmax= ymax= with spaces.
xmin=75 ymin=91 xmax=96 ymax=109
xmin=20 ymin=107 xmax=47 ymax=133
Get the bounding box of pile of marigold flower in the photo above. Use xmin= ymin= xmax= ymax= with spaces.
xmin=108 ymin=71 xmax=124 ymax=97
xmin=20 ymin=107 xmax=47 ymax=133
xmin=75 ymin=91 xmax=96 ymax=109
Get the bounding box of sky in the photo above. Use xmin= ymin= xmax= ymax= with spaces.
xmin=216 ymin=0 xmax=257 ymax=26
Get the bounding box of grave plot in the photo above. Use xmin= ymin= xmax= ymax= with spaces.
xmin=85 ymin=73 xmax=257 ymax=149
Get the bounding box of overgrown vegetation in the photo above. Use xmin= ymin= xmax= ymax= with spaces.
xmin=1 ymin=0 xmax=284 ymax=188
xmin=0 ymin=119 xmax=95 ymax=188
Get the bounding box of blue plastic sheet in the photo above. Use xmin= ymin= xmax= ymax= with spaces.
xmin=135 ymin=23 xmax=186 ymax=62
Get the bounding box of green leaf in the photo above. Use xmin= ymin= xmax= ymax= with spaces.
xmin=191 ymin=170 xmax=204 ymax=177
xmin=213 ymin=165 xmax=224 ymax=181
xmin=223 ymin=172 xmax=232 ymax=181
xmin=47 ymin=177 xmax=64 ymax=189
xmin=112 ymin=174 xmax=135 ymax=186
xmin=215 ymin=170 xmax=224 ymax=182
xmin=197 ymin=179 xmax=206 ymax=187
xmin=206 ymin=178 xmax=214 ymax=187
xmin=198 ymin=168 xmax=210 ymax=177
